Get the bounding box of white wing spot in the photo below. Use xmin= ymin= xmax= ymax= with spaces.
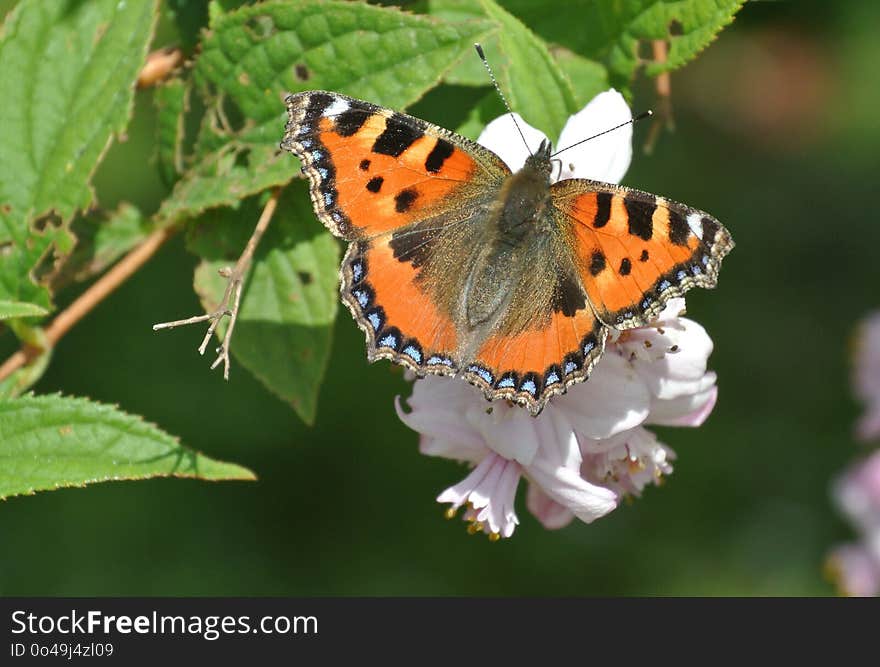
xmin=323 ymin=97 xmax=350 ymax=117
xmin=686 ymin=212 xmax=704 ymax=237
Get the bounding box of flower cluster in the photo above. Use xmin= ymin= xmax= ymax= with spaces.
xmin=395 ymin=91 xmax=720 ymax=539
xmin=827 ymin=450 xmax=880 ymax=596
xmin=827 ymin=312 xmax=880 ymax=595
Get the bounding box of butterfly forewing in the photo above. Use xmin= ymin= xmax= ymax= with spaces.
xmin=551 ymin=180 xmax=734 ymax=330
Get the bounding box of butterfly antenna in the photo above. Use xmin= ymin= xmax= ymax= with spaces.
xmin=551 ymin=110 xmax=653 ymax=158
xmin=474 ymin=43 xmax=532 ymax=156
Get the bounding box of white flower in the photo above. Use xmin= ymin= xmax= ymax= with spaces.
xmin=395 ymin=90 xmax=721 ymax=539
xmin=827 ymin=450 xmax=880 ymax=596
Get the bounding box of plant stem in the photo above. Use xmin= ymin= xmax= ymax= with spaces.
xmin=0 ymin=227 xmax=175 ymax=383
xmin=152 ymin=188 xmax=281 ymax=379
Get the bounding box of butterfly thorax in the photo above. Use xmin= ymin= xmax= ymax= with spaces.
xmin=459 ymin=141 xmax=556 ymax=339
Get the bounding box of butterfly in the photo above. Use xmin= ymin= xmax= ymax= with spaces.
xmin=281 ymin=91 xmax=733 ymax=415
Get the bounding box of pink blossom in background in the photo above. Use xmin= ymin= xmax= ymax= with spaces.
xmin=853 ymin=312 xmax=880 ymax=441
xmin=827 ymin=450 xmax=880 ymax=596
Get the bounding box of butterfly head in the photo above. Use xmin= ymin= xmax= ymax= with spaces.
xmin=523 ymin=138 xmax=553 ymax=181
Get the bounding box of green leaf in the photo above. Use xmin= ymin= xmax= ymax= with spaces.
xmin=50 ymin=203 xmax=150 ymax=291
xmin=0 ymin=0 xmax=159 ymax=308
xmin=424 ymin=0 xmax=579 ymax=139
xmin=0 ymin=394 xmax=255 ymax=500
xmin=477 ymin=0 xmax=578 ymax=140
xmin=158 ymin=0 xmax=492 ymax=230
xmin=420 ymin=0 xmax=501 ymax=87
xmin=498 ymin=0 xmax=744 ymax=88
xmin=0 ymin=301 xmax=48 ymax=320
xmin=194 ymin=0 xmax=493 ymax=142
xmin=187 ymin=183 xmax=339 ymax=424
xmin=156 ymin=142 xmax=294 ymax=227
xmin=154 ymin=77 xmax=191 ymax=187
xmin=552 ymin=48 xmax=611 ymax=109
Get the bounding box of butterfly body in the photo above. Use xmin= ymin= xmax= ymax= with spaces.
xmin=282 ymin=91 xmax=733 ymax=415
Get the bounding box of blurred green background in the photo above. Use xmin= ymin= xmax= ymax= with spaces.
xmin=2 ymin=0 xmax=877 ymax=595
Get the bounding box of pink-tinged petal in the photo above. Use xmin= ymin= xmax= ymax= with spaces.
xmin=552 ymin=353 xmax=651 ymax=439
xmin=826 ymin=544 xmax=880 ymax=597
xmin=467 ymin=402 xmax=540 ymax=465
xmin=524 ymin=429 xmax=619 ymax=523
xmin=834 ymin=450 xmax=880 ymax=531
xmin=395 ymin=378 xmax=485 ymax=454
xmin=437 ymin=451 xmax=521 ymax=538
xmin=854 ymin=312 xmax=880 ymax=401
xmin=580 ymin=427 xmax=675 ymax=497
xmin=476 ymin=112 xmax=549 ymax=173
xmin=526 ymin=457 xmax=618 ymax=523
xmin=648 ymin=384 xmax=718 ymax=427
xmin=418 ymin=435 xmax=485 ymax=463
xmin=620 ymin=317 xmax=715 ymax=401
xmin=526 ymin=483 xmax=575 ymax=530
xmin=857 ymin=405 xmax=880 ymax=442
xmin=555 ymin=89 xmax=633 ymax=184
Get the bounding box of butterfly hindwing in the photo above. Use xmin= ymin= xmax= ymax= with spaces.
xmin=551 ymin=180 xmax=734 ymax=330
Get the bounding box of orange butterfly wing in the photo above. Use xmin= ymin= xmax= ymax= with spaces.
xmin=551 ymin=180 xmax=734 ymax=330
xmin=282 ymin=91 xmax=508 ymax=377
xmin=458 ymin=180 xmax=733 ymax=414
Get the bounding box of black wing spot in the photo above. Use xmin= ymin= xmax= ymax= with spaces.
xmin=590 ymin=250 xmax=606 ymax=276
xmin=334 ymin=108 xmax=369 ymax=137
xmin=667 ymin=209 xmax=690 ymax=246
xmin=359 ymin=159 xmax=371 ymax=171
xmin=640 ymin=249 xmax=650 ymax=262
xmin=552 ymin=273 xmax=587 ymax=316
xmin=366 ymin=176 xmax=383 ymax=193
xmin=625 ymin=195 xmax=655 ymax=241
xmin=701 ymin=216 xmax=720 ymax=244
xmin=372 ymin=113 xmax=423 ymax=157
xmin=425 ymin=138 xmax=455 ymax=173
xmin=594 ymin=192 xmax=612 ymax=228
xmin=390 ymin=226 xmax=437 ymax=268
xmin=394 ymin=188 xmax=419 ymax=213
xmin=619 ymin=258 xmax=632 ymax=276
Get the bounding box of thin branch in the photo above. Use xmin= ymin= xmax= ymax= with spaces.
xmin=644 ymin=40 xmax=675 ymax=155
xmin=152 ymin=188 xmax=281 ymax=379
xmin=0 ymin=227 xmax=175 ymax=383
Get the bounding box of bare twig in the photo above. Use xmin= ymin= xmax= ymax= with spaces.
xmin=152 ymin=188 xmax=281 ymax=379
xmin=0 ymin=227 xmax=175 ymax=383
xmin=644 ymin=40 xmax=675 ymax=155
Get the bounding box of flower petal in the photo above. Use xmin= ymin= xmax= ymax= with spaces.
xmin=524 ymin=429 xmax=618 ymax=523
xmin=552 ymin=352 xmax=651 ymax=439
xmin=476 ymin=112 xmax=549 ymax=173
xmin=526 ymin=456 xmax=618 ymax=524
xmin=395 ymin=377 xmax=485 ymax=458
xmin=555 ymin=89 xmax=633 ymax=184
xmin=467 ymin=402 xmax=541 ymax=465
xmin=648 ymin=384 xmax=718 ymax=427
xmin=826 ymin=544 xmax=880 ymax=597
xmin=526 ymin=484 xmax=575 ymax=530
